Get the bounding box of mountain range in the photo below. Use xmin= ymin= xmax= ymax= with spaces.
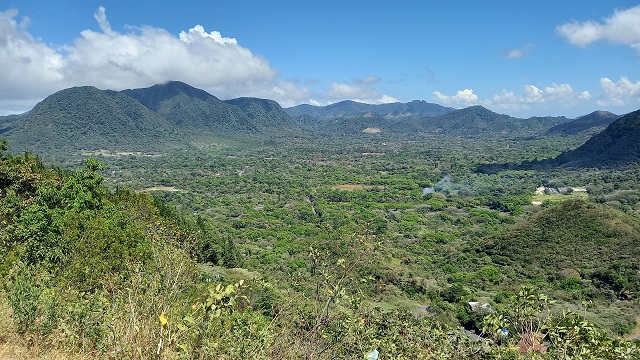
xmin=285 ymin=99 xmax=454 ymax=120
xmin=0 ymin=81 xmax=636 ymax=167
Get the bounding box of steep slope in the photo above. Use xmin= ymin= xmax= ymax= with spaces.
xmin=2 ymin=86 xmax=181 ymax=154
xmin=553 ymin=109 xmax=640 ymax=167
xmin=481 ymin=199 xmax=640 ymax=291
xmin=224 ymin=97 xmax=298 ymax=132
xmin=121 ymin=81 xmax=257 ymax=133
xmin=547 ymin=110 xmax=620 ymax=136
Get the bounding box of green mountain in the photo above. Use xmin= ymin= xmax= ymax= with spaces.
xmin=553 ymin=109 xmax=640 ymax=167
xmin=1 ymin=86 xmax=181 ymax=154
xmin=121 ymin=81 xmax=258 ymax=133
xmin=399 ymin=105 xmax=569 ymax=136
xmin=481 ymin=199 xmax=640 ymax=294
xmin=0 ymin=82 xmax=305 ymax=158
xmin=224 ymin=97 xmax=299 ymax=132
xmin=547 ymin=110 xmax=620 ymax=136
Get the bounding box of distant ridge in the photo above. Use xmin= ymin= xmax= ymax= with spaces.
xmin=121 ymin=81 xmax=214 ymax=111
xmin=547 ymin=110 xmax=620 ymax=136
xmin=225 ymin=97 xmax=298 ymax=132
xmin=398 ymin=105 xmax=569 ymax=136
xmin=553 ymin=109 xmax=640 ymax=167
xmin=285 ymin=99 xmax=454 ymax=120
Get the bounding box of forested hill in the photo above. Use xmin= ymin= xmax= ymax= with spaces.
xmin=547 ymin=110 xmax=620 ymax=136
xmin=481 ymin=199 xmax=640 ymax=296
xmin=1 ymin=86 xmax=182 ymax=154
xmin=0 ymin=82 xmax=298 ymax=155
xmin=224 ymin=97 xmax=298 ymax=132
xmin=122 ymin=81 xmax=296 ymax=133
xmin=553 ymin=109 xmax=640 ymax=167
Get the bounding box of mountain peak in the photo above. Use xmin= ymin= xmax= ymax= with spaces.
xmin=122 ymin=81 xmax=217 ymax=111
xmin=553 ymin=109 xmax=639 ymax=166
xmin=547 ymin=109 xmax=620 ymax=136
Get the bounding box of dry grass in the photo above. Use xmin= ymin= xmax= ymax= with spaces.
xmin=0 ymin=296 xmax=89 ymax=360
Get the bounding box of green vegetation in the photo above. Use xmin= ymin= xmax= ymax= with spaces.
xmin=2 ymin=129 xmax=640 ymax=358
xmin=1 ymin=83 xmax=640 ymax=358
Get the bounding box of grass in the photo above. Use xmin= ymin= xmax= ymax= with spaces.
xmin=0 ymin=293 xmax=90 ymax=360
xmin=531 ymin=191 xmax=589 ymax=205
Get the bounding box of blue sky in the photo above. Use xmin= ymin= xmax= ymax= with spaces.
xmin=1 ymin=1 xmax=640 ymax=117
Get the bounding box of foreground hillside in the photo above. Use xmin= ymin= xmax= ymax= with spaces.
xmin=482 ymin=200 xmax=640 ymax=299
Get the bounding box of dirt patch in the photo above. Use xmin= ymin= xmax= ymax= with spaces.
xmin=138 ymin=186 xmax=183 ymax=192
xmin=362 ymin=127 xmax=381 ymax=133
xmin=626 ymin=318 xmax=640 ymax=341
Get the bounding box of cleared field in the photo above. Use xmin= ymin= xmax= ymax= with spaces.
xmin=532 ymin=191 xmax=589 ymax=205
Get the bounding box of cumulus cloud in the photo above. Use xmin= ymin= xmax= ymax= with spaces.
xmin=430 ymin=83 xmax=591 ymax=114
xmin=597 ymin=77 xmax=640 ymax=106
xmin=432 ymin=89 xmax=479 ymax=106
xmin=63 ymin=6 xmax=279 ymax=95
xmin=489 ymin=83 xmax=590 ymax=110
xmin=323 ymin=78 xmax=398 ymax=105
xmin=556 ymin=5 xmax=640 ymax=52
xmin=0 ymin=9 xmax=65 ymax=100
xmin=502 ymin=43 xmax=534 ymax=59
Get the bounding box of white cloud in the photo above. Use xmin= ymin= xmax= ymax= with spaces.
xmin=483 ymin=83 xmax=591 ymax=114
xmin=0 ymin=9 xmax=65 ymax=100
xmin=179 ymin=25 xmax=238 ymax=45
xmin=432 ymin=89 xmax=479 ymax=106
xmin=556 ymin=6 xmax=640 ymax=52
xmin=94 ymin=6 xmax=115 ymax=36
xmin=62 ymin=6 xmax=278 ymax=95
xmin=507 ymin=83 xmax=586 ymax=104
xmin=502 ymin=43 xmax=533 ymax=59
xmin=597 ymin=77 xmax=640 ymax=106
xmin=323 ymin=79 xmax=398 ymax=104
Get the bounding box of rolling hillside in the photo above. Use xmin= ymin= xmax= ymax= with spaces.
xmin=481 ymin=199 xmax=640 ymax=294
